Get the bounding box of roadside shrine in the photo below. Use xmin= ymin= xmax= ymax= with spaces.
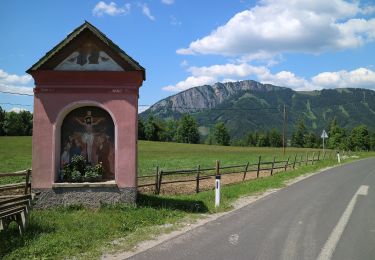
xmin=27 ymin=21 xmax=145 ymax=207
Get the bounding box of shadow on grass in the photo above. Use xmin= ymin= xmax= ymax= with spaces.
xmin=137 ymin=193 xmax=208 ymax=213
xmin=0 ymin=220 xmax=56 ymax=258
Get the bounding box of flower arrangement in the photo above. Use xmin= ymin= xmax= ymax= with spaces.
xmin=61 ymin=155 xmax=104 ymax=182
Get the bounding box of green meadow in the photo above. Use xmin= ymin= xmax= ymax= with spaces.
xmin=0 ymin=136 xmax=324 ymax=175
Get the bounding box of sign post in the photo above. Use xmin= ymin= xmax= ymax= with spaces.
xmin=321 ymin=130 xmax=328 ymax=153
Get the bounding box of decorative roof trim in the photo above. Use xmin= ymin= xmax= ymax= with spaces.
xmin=26 ymin=21 xmax=145 ymax=80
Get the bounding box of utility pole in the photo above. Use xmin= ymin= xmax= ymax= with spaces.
xmin=282 ymin=105 xmax=286 ymax=156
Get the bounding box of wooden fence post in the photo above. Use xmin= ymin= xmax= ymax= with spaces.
xmin=317 ymin=151 xmax=321 ymax=161
xmin=155 ymin=166 xmax=159 ymax=195
xmin=157 ymin=170 xmax=163 ymax=195
xmin=293 ymin=154 xmax=297 ymax=169
xmin=24 ymin=169 xmax=31 ymax=195
xmin=305 ymin=153 xmax=309 ymax=166
xmin=216 ymin=160 xmax=220 ymax=176
xmin=270 ymin=156 xmax=275 ymax=176
xmin=300 ymin=154 xmax=303 ymax=166
xmin=196 ymin=165 xmax=200 ymax=193
xmin=284 ymin=156 xmax=290 ymax=171
xmin=312 ymin=152 xmax=315 ymax=164
xmin=242 ymin=162 xmax=249 ymax=181
xmin=256 ymin=156 xmax=261 ymax=178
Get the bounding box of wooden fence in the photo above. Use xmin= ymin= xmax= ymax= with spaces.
xmin=138 ymin=150 xmax=338 ymax=195
xmin=0 ymin=169 xmax=31 ymax=199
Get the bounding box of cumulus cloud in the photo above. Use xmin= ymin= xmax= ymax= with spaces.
xmin=0 ymin=69 xmax=33 ymax=95
xmin=141 ymin=3 xmax=155 ymax=21
xmin=92 ymin=1 xmax=131 ymax=17
xmin=162 ymin=76 xmax=216 ymax=91
xmin=162 ymin=63 xmax=313 ymax=92
xmin=177 ymin=0 xmax=375 ymax=59
xmin=162 ymin=63 xmax=375 ymax=92
xmin=312 ymin=68 xmax=375 ymax=88
xmin=0 ymin=84 xmax=34 ymax=95
xmin=0 ymin=69 xmax=32 ymax=85
xmin=161 ymin=0 xmax=174 ymax=5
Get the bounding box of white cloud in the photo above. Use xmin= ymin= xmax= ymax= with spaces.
xmin=141 ymin=3 xmax=155 ymax=21
xmin=188 ymin=63 xmax=268 ymax=78
xmin=161 ymin=0 xmax=174 ymax=5
xmin=0 ymin=69 xmax=33 ymax=95
xmin=162 ymin=62 xmax=375 ymax=92
xmin=138 ymin=105 xmax=150 ymax=113
xmin=0 ymin=69 xmax=32 ymax=84
xmin=92 ymin=1 xmax=131 ymax=17
xmin=163 ymin=63 xmax=269 ymax=92
xmin=258 ymin=70 xmax=316 ymax=91
xmin=170 ymin=15 xmax=181 ymax=26
xmin=312 ymin=68 xmax=375 ymax=88
xmin=180 ymin=60 xmax=189 ymax=67
xmin=0 ymin=83 xmax=34 ymax=95
xmin=177 ymin=0 xmax=375 ymax=59
xmin=162 ymin=76 xmax=216 ymax=92
xmin=9 ymin=107 xmax=27 ymax=113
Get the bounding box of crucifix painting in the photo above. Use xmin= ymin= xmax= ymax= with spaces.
xmin=60 ymin=106 xmax=115 ymax=180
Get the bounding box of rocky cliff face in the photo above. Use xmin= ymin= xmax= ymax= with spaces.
xmin=147 ymin=80 xmax=286 ymax=115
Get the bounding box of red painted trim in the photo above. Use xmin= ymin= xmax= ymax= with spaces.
xmin=33 ymin=87 xmax=138 ymax=95
xmin=30 ymin=71 xmax=144 ymax=87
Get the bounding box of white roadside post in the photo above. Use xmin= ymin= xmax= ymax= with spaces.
xmin=215 ymin=160 xmax=221 ymax=208
xmin=337 ymin=151 xmax=341 ymax=163
xmin=321 ymin=129 xmax=328 ymax=154
xmin=215 ymin=175 xmax=221 ymax=207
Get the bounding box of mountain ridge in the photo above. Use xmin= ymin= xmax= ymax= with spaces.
xmin=141 ymin=80 xmax=375 ymax=139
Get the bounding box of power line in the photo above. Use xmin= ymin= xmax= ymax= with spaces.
xmin=0 ymin=90 xmax=33 ymax=96
xmin=0 ymin=102 xmax=32 ymax=107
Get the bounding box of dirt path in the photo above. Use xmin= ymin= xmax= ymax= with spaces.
xmin=138 ymin=167 xmax=289 ymax=195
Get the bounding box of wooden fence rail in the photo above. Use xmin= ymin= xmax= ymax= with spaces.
xmin=138 ymin=150 xmax=337 ymax=195
xmin=0 ymin=169 xmax=31 ymax=197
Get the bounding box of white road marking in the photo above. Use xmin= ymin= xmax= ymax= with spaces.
xmin=317 ymin=185 xmax=369 ymax=260
xmin=228 ymin=233 xmax=239 ymax=245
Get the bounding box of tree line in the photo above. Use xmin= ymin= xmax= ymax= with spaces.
xmin=138 ymin=114 xmax=231 ymax=146
xmin=139 ymin=114 xmax=375 ymax=151
xmin=0 ymin=106 xmax=33 ymax=136
xmin=1 ymin=105 xmax=374 ymax=152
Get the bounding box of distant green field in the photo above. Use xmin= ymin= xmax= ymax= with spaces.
xmin=138 ymin=141 xmax=324 ymax=176
xmin=0 ymin=136 xmax=32 ymax=173
xmin=0 ymin=137 xmax=326 ymax=176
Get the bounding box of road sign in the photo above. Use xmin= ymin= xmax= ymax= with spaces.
xmin=321 ymin=130 xmax=328 ymax=153
xmin=321 ymin=130 xmax=328 ymax=139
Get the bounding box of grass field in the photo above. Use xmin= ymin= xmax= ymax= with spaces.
xmin=0 ymin=136 xmax=324 ymax=176
xmin=1 ymin=136 xmax=374 ymax=259
xmin=138 ymin=141 xmax=323 ymax=176
xmin=0 ymin=137 xmax=32 ymax=173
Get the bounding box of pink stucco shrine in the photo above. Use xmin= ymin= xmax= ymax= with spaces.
xmin=27 ymin=22 xmax=145 ymax=207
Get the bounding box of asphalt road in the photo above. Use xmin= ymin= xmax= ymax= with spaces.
xmin=129 ymin=158 xmax=375 ymax=260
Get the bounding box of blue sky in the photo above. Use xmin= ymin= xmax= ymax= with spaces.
xmin=1 ymin=0 xmax=375 ymax=112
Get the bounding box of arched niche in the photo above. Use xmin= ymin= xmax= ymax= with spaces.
xmin=60 ymin=106 xmax=115 ymax=181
